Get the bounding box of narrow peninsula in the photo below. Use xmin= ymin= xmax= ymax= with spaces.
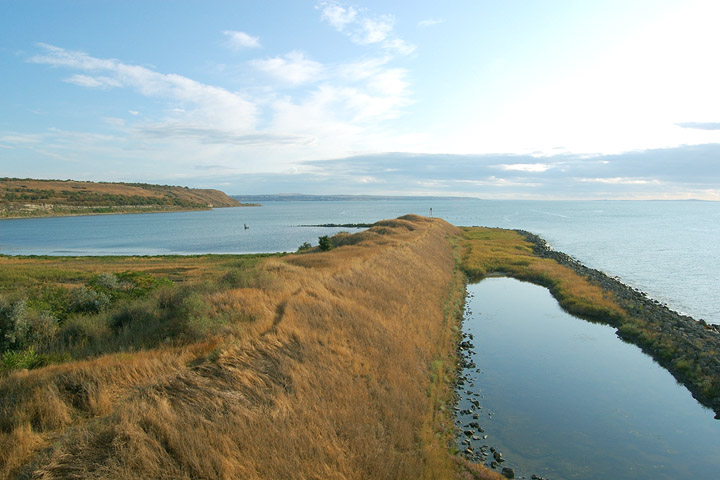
xmin=1 ymin=216 xmax=717 ymax=479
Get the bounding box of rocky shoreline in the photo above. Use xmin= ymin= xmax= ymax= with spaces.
xmin=517 ymin=230 xmax=720 ymax=417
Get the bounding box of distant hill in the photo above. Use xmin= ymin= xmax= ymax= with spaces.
xmin=0 ymin=178 xmax=249 ymax=218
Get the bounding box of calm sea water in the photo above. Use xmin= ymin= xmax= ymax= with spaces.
xmin=0 ymin=199 xmax=718 ymax=324
xmin=457 ymin=278 xmax=720 ymax=479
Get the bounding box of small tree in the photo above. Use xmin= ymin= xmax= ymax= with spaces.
xmin=318 ymin=235 xmax=333 ymax=251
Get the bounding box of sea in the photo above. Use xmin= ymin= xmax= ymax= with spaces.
xmin=0 ymin=198 xmax=718 ymax=325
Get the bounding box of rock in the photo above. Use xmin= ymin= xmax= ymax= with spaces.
xmin=501 ymin=467 xmax=515 ymax=478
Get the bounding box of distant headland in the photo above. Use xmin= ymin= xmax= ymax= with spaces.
xmin=0 ymin=178 xmax=257 ymax=219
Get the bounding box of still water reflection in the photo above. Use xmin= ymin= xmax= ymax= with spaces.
xmin=456 ymin=277 xmax=720 ymax=480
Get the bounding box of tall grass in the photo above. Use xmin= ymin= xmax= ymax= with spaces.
xmin=1 ymin=216 xmax=504 ymax=479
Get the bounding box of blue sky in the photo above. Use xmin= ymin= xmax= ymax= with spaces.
xmin=2 ymin=0 xmax=719 ymax=199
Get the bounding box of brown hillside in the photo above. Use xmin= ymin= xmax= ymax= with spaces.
xmin=0 ymin=178 xmax=243 ymax=217
xmin=0 ymin=216 xmax=502 ymax=480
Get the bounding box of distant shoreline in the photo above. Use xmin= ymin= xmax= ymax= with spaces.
xmin=0 ymin=204 xmax=261 ymax=221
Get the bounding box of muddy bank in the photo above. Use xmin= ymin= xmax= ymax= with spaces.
xmin=518 ymin=230 xmax=720 ymax=417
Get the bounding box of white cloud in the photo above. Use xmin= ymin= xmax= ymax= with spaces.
xmin=353 ymin=16 xmax=393 ymax=45
xmin=497 ymin=163 xmax=552 ymax=172
xmin=381 ymin=38 xmax=415 ymax=55
xmin=578 ymin=177 xmax=662 ymax=185
xmin=318 ymin=1 xmax=357 ymax=31
xmin=417 ymin=18 xmax=445 ymax=28
xmin=250 ymin=51 xmax=324 ymax=86
xmin=25 ymin=35 xmax=415 ymax=175
xmin=338 ymin=56 xmax=391 ymax=81
xmin=338 ymin=57 xmax=411 ymax=98
xmin=223 ymin=30 xmax=261 ymax=49
xmin=317 ymin=1 xmax=415 ymax=55
xmin=30 ymin=43 xmax=257 ymax=131
xmin=366 ymin=68 xmax=409 ymax=96
xmin=0 ymin=133 xmax=43 ymax=145
xmin=65 ymin=74 xmax=122 ymax=88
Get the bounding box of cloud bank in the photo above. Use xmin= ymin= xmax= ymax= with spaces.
xmin=186 ymin=144 xmax=720 ymax=200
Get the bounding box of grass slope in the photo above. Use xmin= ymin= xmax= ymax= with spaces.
xmin=1 ymin=216 xmax=504 ymax=479
xmin=0 ymin=178 xmax=246 ymax=218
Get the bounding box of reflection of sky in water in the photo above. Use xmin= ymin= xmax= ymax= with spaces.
xmin=456 ymin=277 xmax=720 ymax=480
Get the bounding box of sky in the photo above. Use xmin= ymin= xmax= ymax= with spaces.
xmin=1 ymin=0 xmax=719 ymax=199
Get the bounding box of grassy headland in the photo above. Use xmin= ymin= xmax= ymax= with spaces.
xmin=0 ymin=216 xmax=505 ymax=479
xmin=1 ymin=217 xmax=717 ymax=479
xmin=0 ymin=178 xmax=253 ymax=218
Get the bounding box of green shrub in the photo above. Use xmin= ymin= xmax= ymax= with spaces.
xmin=318 ymin=235 xmax=333 ymax=251
xmin=68 ymin=286 xmax=111 ymax=314
xmin=58 ymin=314 xmax=111 ymax=352
xmin=179 ymin=292 xmax=214 ymax=339
xmin=1 ymin=348 xmax=42 ymax=371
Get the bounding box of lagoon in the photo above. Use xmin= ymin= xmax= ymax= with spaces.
xmin=456 ymin=277 xmax=720 ymax=479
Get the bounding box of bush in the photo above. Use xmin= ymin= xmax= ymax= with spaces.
xmin=297 ymin=241 xmax=312 ymax=252
xmin=1 ymin=348 xmax=42 ymax=371
xmin=89 ymin=272 xmax=123 ymax=292
xmin=177 ymin=292 xmax=213 ymax=338
xmin=58 ymin=314 xmax=112 ymax=353
xmin=318 ymin=235 xmax=333 ymax=251
xmin=1 ymin=299 xmax=29 ymax=350
xmin=0 ymin=300 xmax=59 ymax=351
xmin=68 ymin=286 xmax=111 ymax=314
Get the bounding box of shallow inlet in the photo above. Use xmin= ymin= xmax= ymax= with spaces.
xmin=456 ymin=277 xmax=720 ymax=480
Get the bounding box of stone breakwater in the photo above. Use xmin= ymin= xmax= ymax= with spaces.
xmin=517 ymin=230 xmax=720 ymax=417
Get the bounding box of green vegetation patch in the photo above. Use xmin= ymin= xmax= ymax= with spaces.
xmin=0 ymin=253 xmax=279 ymax=374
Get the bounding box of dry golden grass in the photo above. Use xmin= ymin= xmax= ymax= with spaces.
xmin=461 ymin=227 xmax=625 ymax=323
xmin=1 ymin=216 xmax=505 ymax=479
